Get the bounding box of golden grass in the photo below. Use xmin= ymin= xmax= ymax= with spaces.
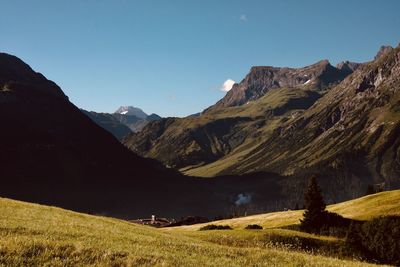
xmin=0 ymin=193 xmax=390 ymax=266
xmin=176 ymin=189 xmax=400 ymax=231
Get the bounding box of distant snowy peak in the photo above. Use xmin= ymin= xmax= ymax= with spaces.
xmin=114 ymin=106 xmax=148 ymax=119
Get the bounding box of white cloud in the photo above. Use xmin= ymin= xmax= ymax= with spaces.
xmin=220 ymin=79 xmax=236 ymax=92
xmin=239 ymin=14 xmax=247 ymax=22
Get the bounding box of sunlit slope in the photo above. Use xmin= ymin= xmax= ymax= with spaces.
xmin=125 ymin=87 xmax=320 ymax=176
xmin=0 ymin=197 xmax=380 ymax=266
xmin=178 ymin=189 xmax=400 ymax=230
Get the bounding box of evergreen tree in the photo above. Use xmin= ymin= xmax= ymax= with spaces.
xmin=300 ymin=176 xmax=326 ymax=232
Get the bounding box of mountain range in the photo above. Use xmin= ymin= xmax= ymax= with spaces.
xmin=124 ymin=45 xmax=400 ymax=201
xmin=1 ymin=44 xmax=399 ymax=220
xmin=0 ymin=52 xmax=292 ymax=218
xmin=83 ymin=106 xmax=162 ymax=140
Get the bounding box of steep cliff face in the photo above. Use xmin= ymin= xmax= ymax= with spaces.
xmin=205 ymin=59 xmax=357 ymax=112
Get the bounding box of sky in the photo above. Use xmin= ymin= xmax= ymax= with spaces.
xmin=1 ymin=0 xmax=400 ymax=117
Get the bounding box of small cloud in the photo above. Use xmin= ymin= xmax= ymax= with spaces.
xmin=239 ymin=14 xmax=247 ymax=22
xmin=220 ymin=79 xmax=236 ymax=92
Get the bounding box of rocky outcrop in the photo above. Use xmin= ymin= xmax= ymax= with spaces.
xmin=336 ymin=61 xmax=362 ymax=75
xmin=374 ymin=45 xmax=394 ymax=60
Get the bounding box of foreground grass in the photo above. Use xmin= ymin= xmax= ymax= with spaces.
xmin=0 ymin=197 xmax=385 ymax=266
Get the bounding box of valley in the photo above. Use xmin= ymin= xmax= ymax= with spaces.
xmin=1 ymin=2 xmax=400 ymax=266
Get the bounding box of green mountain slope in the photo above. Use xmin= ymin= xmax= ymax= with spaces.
xmin=124 ymin=45 xmax=400 ymax=207
xmin=212 ymin=45 xmax=400 ymax=194
xmin=125 ymin=86 xmax=324 ymax=170
xmin=124 ymin=58 xmax=361 ymax=172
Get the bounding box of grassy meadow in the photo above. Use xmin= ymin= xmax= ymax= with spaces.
xmin=1 ymin=190 xmax=399 ymax=266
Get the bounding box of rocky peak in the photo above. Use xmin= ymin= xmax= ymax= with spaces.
xmin=205 ymin=59 xmax=354 ymax=112
xmin=336 ymin=61 xmax=362 ymax=75
xmin=115 ymin=106 xmax=148 ymax=119
xmin=374 ymin=45 xmax=394 ymax=60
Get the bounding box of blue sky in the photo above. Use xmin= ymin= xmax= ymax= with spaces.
xmin=1 ymin=0 xmax=399 ymax=117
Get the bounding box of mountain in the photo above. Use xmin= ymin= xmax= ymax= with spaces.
xmin=336 ymin=61 xmax=362 ymax=75
xmin=205 ymin=59 xmax=358 ymax=112
xmin=218 ymin=45 xmax=400 ymax=186
xmin=147 ymin=113 xmax=162 ymax=121
xmin=111 ymin=113 xmax=146 ymax=132
xmin=83 ymin=107 xmax=162 ymax=137
xmin=113 ymin=107 xmax=162 ymax=132
xmin=115 ymin=105 xmax=148 ymax=118
xmin=82 ymin=110 xmax=132 ymax=140
xmin=0 ymin=52 xmax=295 ymax=218
xmin=124 ymin=45 xmax=400 ymax=202
xmin=0 ymin=52 xmax=184 ymax=218
xmin=125 ymin=58 xmax=359 ymax=171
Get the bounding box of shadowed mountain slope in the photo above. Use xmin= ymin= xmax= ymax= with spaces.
xmin=0 ymin=52 xmax=294 ymax=219
xmin=82 ymin=110 xmax=133 ymax=140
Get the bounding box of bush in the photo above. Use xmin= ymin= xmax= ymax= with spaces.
xmin=244 ymin=224 xmax=263 ymax=230
xmin=319 ymin=211 xmax=355 ymax=237
xmin=199 ymin=224 xmax=232 ymax=231
xmin=345 ymin=216 xmax=400 ymax=265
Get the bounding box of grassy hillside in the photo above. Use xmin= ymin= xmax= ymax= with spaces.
xmin=125 ymin=87 xmax=321 ymax=176
xmin=1 ymin=192 xmax=393 ymax=266
xmin=176 ymin=189 xmax=400 ymax=230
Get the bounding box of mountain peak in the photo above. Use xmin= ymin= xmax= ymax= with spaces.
xmin=336 ymin=61 xmax=362 ymax=74
xmin=205 ymin=59 xmax=354 ymax=112
xmin=374 ymin=45 xmax=394 ymax=60
xmin=114 ymin=106 xmax=147 ymax=119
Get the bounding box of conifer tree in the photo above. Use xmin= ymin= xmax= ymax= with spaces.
xmin=300 ymin=176 xmax=326 ymax=232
